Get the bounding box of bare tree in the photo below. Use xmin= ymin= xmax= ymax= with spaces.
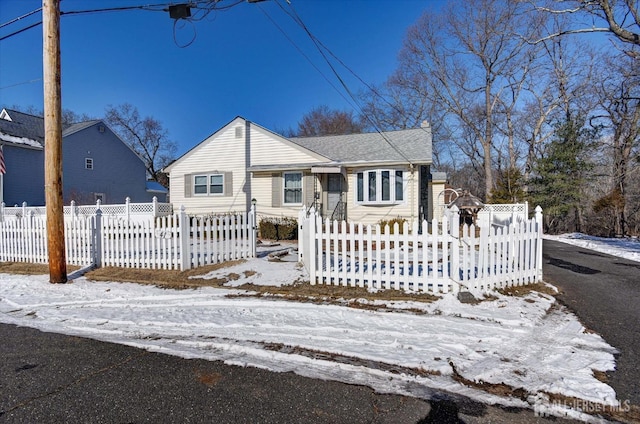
xmin=104 ymin=103 xmax=177 ymax=187
xmin=531 ymin=0 xmax=640 ymax=56
xmin=517 ymin=15 xmax=598 ymax=181
xmin=382 ymin=0 xmax=542 ymax=198
xmin=295 ymin=105 xmax=365 ymax=137
xmin=593 ymin=51 xmax=640 ymax=235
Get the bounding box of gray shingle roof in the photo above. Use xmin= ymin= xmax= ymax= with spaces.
xmin=0 ymin=108 xmax=101 ymax=147
xmin=0 ymin=109 xmax=45 ymax=146
xmin=62 ymin=120 xmax=102 ymax=137
xmin=289 ymin=127 xmax=432 ymax=164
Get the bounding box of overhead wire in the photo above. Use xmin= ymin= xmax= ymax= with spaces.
xmin=0 ymin=7 xmax=41 ymax=29
xmin=256 ymin=5 xmax=358 ymax=112
xmin=272 ymin=0 xmax=414 ymax=164
xmin=0 ymin=21 xmax=42 ymax=42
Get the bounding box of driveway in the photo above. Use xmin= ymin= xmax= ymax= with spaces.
xmin=542 ymin=239 xmax=640 ymax=409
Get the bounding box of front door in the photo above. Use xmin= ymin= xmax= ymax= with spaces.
xmin=326 ymin=174 xmax=344 ymax=220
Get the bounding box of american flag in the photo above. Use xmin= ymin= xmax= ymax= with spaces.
xmin=0 ymin=145 xmax=6 ymax=175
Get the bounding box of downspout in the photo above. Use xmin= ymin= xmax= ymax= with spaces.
xmin=245 ymin=120 xmax=252 ymax=212
xmin=410 ymin=163 xmax=415 ymax=227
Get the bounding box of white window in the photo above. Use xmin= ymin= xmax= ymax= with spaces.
xmin=85 ymin=158 xmax=93 ymax=170
xmin=194 ymin=173 xmax=224 ymax=196
xmin=356 ymin=170 xmax=405 ymax=204
xmin=283 ymin=172 xmax=302 ymax=204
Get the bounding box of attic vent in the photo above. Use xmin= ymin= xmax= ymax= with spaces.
xmin=98 ymin=125 xmax=105 ymax=133
xmin=235 ymin=127 xmax=243 ymax=138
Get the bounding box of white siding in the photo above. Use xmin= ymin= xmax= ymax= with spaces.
xmin=169 ymin=120 xmax=248 ymax=214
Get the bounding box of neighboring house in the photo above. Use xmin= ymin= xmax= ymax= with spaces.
xmin=0 ymin=108 xmax=167 ymax=206
xmin=165 ymin=116 xmax=446 ymax=225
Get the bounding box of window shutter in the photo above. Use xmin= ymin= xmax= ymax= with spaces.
xmin=271 ymin=173 xmax=281 ymax=207
xmin=224 ymin=172 xmax=233 ymax=197
xmin=184 ymin=174 xmax=192 ymax=198
xmin=303 ymin=173 xmax=314 ymax=206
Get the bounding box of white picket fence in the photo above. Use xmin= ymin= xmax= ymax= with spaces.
xmin=0 ymin=215 xmax=95 ymax=266
xmin=298 ymin=205 xmax=543 ymax=294
xmin=0 ymin=206 xmax=257 ymax=270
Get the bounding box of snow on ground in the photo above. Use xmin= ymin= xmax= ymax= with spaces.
xmin=544 ymin=233 xmax=640 ymax=263
xmin=0 ymin=239 xmax=630 ymax=422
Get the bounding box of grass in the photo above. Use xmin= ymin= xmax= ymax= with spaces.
xmin=0 ymin=262 xmax=80 ymax=275
xmin=85 ymin=262 xmax=441 ymax=307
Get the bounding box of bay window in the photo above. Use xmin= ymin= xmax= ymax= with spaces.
xmin=356 ymin=169 xmax=405 ymax=204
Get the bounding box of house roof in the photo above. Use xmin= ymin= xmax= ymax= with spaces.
xmin=0 ymin=109 xmax=111 ymax=148
xmin=0 ymin=108 xmax=46 ymax=148
xmin=289 ymin=127 xmax=433 ymax=165
xmin=146 ymin=181 xmax=168 ymax=193
xmin=62 ymin=120 xmax=102 ymax=137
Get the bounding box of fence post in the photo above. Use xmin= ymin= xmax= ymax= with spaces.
xmin=22 ymin=201 xmax=27 ymax=220
xmin=308 ymin=206 xmax=316 ymax=284
xmin=298 ymin=206 xmax=306 ymax=263
xmin=94 ymin=206 xmax=102 ymax=267
xmin=152 ymin=196 xmax=158 ymax=217
xmin=179 ymin=205 xmax=191 ymax=270
xmin=535 ymin=205 xmax=543 ymax=281
xmin=0 ymin=202 xmax=4 ymax=222
xmin=70 ymin=200 xmax=77 ymax=221
xmin=250 ymin=202 xmax=257 ymax=258
xmin=449 ymin=205 xmax=461 ymax=288
xmin=125 ymin=197 xmax=131 ymax=222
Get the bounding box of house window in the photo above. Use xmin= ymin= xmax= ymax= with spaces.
xmin=194 ymin=173 xmax=224 ymax=196
xmin=356 ymin=170 xmax=405 ymax=205
xmin=283 ymin=172 xmax=302 ymax=204
xmin=85 ymin=158 xmax=93 ymax=170
xmin=210 ymin=175 xmax=223 ymax=194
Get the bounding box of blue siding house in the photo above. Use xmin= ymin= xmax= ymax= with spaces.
xmin=0 ymin=108 xmax=167 ymax=206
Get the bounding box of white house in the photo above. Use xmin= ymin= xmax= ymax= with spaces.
xmin=165 ymin=116 xmax=446 ymax=225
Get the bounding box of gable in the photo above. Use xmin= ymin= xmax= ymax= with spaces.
xmin=165 ymin=116 xmax=330 ymax=175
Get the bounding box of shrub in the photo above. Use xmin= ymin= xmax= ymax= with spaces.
xmin=259 ymin=217 xmax=298 ymax=240
xmin=377 ymin=217 xmax=408 ymax=234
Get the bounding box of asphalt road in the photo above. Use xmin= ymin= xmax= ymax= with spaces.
xmin=542 ymin=239 xmax=640 ymax=410
xmin=0 ymin=322 xmax=579 ymax=424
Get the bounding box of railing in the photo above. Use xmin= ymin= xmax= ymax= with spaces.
xmin=0 ymin=197 xmax=173 ymax=222
xmin=299 ymin=205 xmax=543 ymax=294
xmin=476 ymin=202 xmax=529 ymax=228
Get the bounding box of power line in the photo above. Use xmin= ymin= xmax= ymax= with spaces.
xmin=0 ymin=78 xmax=43 ymax=90
xmin=273 ymin=0 xmax=414 ymax=164
xmin=0 ymin=21 xmax=42 ymax=42
xmin=0 ymin=7 xmax=41 ymax=29
xmin=256 ymin=5 xmax=357 ymax=111
xmin=0 ymin=1 xmax=248 ymax=46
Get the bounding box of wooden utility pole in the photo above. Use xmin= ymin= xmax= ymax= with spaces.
xmin=43 ymin=0 xmax=67 ymax=283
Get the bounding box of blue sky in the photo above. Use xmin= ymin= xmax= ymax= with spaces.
xmin=0 ymin=0 xmax=439 ymax=156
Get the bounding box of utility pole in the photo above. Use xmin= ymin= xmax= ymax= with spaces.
xmin=43 ymin=0 xmax=67 ymax=283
